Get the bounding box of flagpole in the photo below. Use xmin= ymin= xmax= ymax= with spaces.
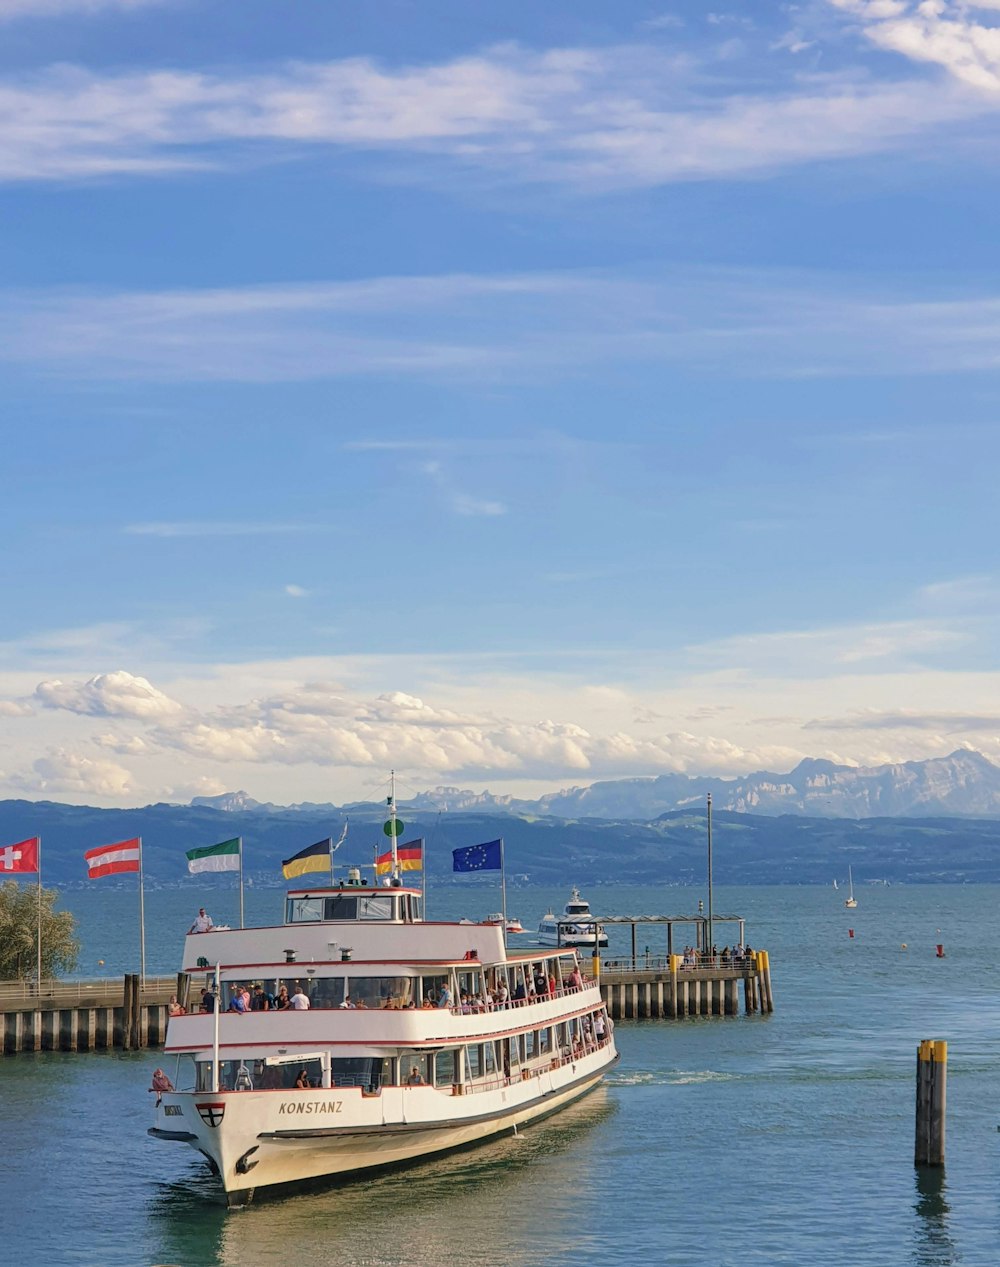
xmin=36 ymin=834 xmax=42 ymax=996
xmin=500 ymin=836 xmax=508 ymax=952
xmin=212 ymin=962 xmax=221 ymax=1093
xmin=138 ymin=835 xmax=147 ymax=985
xmin=238 ymin=835 xmax=245 ymax=929
xmin=389 ymin=770 xmax=399 ymax=880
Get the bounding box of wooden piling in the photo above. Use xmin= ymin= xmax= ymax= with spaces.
xmin=915 ymin=1039 xmax=947 ymax=1166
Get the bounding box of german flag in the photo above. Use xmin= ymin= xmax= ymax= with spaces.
xmin=282 ymin=838 xmax=332 ymax=879
xmin=375 ymin=838 xmax=423 ymax=875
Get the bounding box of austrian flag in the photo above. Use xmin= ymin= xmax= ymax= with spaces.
xmin=85 ymin=838 xmax=141 ymax=879
xmin=0 ymin=837 xmax=39 ymax=873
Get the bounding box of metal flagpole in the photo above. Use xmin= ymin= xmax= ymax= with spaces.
xmin=238 ymin=835 xmax=245 ymax=929
xmin=212 ymin=962 xmax=221 ymax=1093
xmin=36 ymin=834 xmax=42 ymax=995
xmin=500 ymin=836 xmax=508 ymax=952
xmin=389 ymin=770 xmax=399 ymax=879
xmin=138 ymin=835 xmax=147 ymax=984
xmin=706 ymin=793 xmax=714 ymax=958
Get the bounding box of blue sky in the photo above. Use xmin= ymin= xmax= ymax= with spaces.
xmin=2 ymin=0 xmax=1000 ymax=807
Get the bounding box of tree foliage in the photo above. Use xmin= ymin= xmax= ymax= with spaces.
xmin=0 ymin=881 xmax=79 ymax=980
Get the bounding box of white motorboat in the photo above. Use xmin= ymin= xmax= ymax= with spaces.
xmin=149 ymin=868 xmax=617 ymax=1205
xmin=484 ymin=913 xmax=525 ymax=934
xmin=536 ymin=887 xmax=609 ymax=948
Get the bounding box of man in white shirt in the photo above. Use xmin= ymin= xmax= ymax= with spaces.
xmin=189 ymin=908 xmax=213 ymax=933
xmin=289 ymin=986 xmax=311 ymax=1010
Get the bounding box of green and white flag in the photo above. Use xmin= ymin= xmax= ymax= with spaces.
xmin=186 ymin=838 xmax=241 ymax=874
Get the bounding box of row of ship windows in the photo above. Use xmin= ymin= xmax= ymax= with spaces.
xmin=185 ymin=1012 xmax=606 ymax=1093
xmin=213 ymin=959 xmax=579 ymax=1012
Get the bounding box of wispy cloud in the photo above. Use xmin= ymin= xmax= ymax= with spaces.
xmin=7 ymin=267 xmax=1000 ymax=384
xmin=805 ymin=708 xmax=1000 ymax=731
xmin=0 ymin=43 xmax=989 ymax=186
xmin=125 ymin=520 xmax=325 ymax=537
xmin=0 ymin=0 xmax=169 ymax=19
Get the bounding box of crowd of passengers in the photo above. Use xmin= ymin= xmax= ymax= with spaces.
xmin=680 ymin=943 xmax=754 ymax=968
xmin=191 ymin=961 xmax=587 ymax=1015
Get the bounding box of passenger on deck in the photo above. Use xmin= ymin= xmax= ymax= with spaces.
xmin=407 ymin=1065 xmax=425 ymax=1085
xmin=150 ymin=1067 xmax=173 ymax=1105
xmin=251 ymin=984 xmax=271 ymax=1011
xmin=274 ymin=985 xmax=290 ymax=1010
xmin=533 ymin=968 xmax=548 ymax=996
xmin=295 ymin=1068 xmax=311 ymax=1089
xmin=227 ymin=986 xmax=247 ymax=1013
xmin=168 ymin=995 xmax=185 ymax=1016
xmin=189 ymin=907 xmax=214 ymax=933
xmin=289 ymin=986 xmax=311 ymax=1011
xmin=200 ymin=986 xmax=217 ymax=1012
xmin=568 ymin=965 xmax=583 ymax=990
xmin=436 ymin=983 xmax=452 ymax=1009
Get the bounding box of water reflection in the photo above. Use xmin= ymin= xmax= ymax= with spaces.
xmin=913 ymin=1168 xmax=957 ymax=1267
xmin=147 ymin=1090 xmax=615 ymax=1267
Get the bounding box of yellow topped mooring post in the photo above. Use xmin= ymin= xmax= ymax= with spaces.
xmin=915 ymin=1039 xmax=947 ymax=1166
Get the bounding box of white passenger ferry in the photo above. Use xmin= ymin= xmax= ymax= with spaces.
xmin=149 ymin=869 xmax=618 ymax=1205
xmin=537 ymin=887 xmax=609 ymax=948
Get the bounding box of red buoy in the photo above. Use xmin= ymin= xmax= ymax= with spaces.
xmin=936 ymin=944 xmax=945 ymax=958
xmin=848 ymin=929 xmax=855 ymax=939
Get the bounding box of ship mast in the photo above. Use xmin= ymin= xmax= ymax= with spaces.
xmin=389 ymin=769 xmax=399 ymax=882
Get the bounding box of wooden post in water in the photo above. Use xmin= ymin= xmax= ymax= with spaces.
xmin=130 ymin=973 xmax=142 ymax=1049
xmin=760 ymin=950 xmax=774 ymax=1014
xmin=121 ymin=974 xmax=134 ymax=1050
xmin=915 ymin=1039 xmax=947 ymax=1166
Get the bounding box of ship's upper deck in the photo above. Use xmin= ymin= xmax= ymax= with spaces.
xmin=181 ymin=881 xmax=509 ymax=973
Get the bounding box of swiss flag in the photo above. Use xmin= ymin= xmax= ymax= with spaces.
xmin=0 ymin=837 xmax=39 ymax=874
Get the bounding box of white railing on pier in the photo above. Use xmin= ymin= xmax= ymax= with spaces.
xmin=0 ymin=975 xmax=177 ymax=1006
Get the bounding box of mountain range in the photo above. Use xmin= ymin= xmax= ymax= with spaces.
xmin=193 ymin=749 xmax=1000 ymax=821
xmin=6 ymin=749 xmax=1000 ymax=887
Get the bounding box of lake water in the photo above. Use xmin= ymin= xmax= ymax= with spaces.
xmin=2 ymin=882 xmax=998 ymax=1266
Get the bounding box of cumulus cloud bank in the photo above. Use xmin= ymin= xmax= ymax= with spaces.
xmin=35 ymin=670 xmax=184 ymax=719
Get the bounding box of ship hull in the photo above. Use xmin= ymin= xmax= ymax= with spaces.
xmin=152 ymin=1047 xmax=616 ymax=1205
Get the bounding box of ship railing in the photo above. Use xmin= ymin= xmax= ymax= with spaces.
xmin=448 ymin=981 xmax=599 ymax=1015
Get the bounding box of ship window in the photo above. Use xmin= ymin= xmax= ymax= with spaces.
xmin=466 ymin=1044 xmax=482 ymax=1080
xmin=358 ymin=895 xmax=394 ymax=922
xmin=419 ymin=974 xmax=451 ymax=1008
xmin=287 ymin=896 xmax=325 ymax=923
xmin=330 ymin=1057 xmax=390 ymax=1090
xmin=324 ymin=895 xmax=359 ymax=921
xmin=483 ymin=1040 xmax=498 ymax=1077
xmin=347 ymin=975 xmax=413 ymax=1009
xmin=538 ymin=1027 xmax=551 ymax=1054
xmin=524 ymin=1031 xmax=536 ymax=1060
xmin=434 ymin=1050 xmax=456 ymax=1086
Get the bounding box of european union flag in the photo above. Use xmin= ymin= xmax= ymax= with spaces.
xmin=452 ymin=839 xmax=503 ymax=873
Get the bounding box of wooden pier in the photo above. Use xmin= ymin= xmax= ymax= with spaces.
xmin=0 ymin=973 xmax=181 ymax=1055
xmin=598 ymin=951 xmax=773 ymax=1020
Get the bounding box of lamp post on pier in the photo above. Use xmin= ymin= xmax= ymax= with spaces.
xmin=706 ymin=792 xmax=714 ymax=960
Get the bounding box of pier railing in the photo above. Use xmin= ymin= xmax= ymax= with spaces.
xmin=0 ymin=975 xmax=177 ymax=1010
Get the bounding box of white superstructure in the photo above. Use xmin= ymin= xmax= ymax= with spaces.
xmin=537 ymin=887 xmax=609 ymax=948
xmin=149 ymin=876 xmax=617 ymax=1204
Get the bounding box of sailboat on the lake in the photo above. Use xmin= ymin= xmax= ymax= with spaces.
xmin=844 ymin=867 xmax=857 ymax=909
